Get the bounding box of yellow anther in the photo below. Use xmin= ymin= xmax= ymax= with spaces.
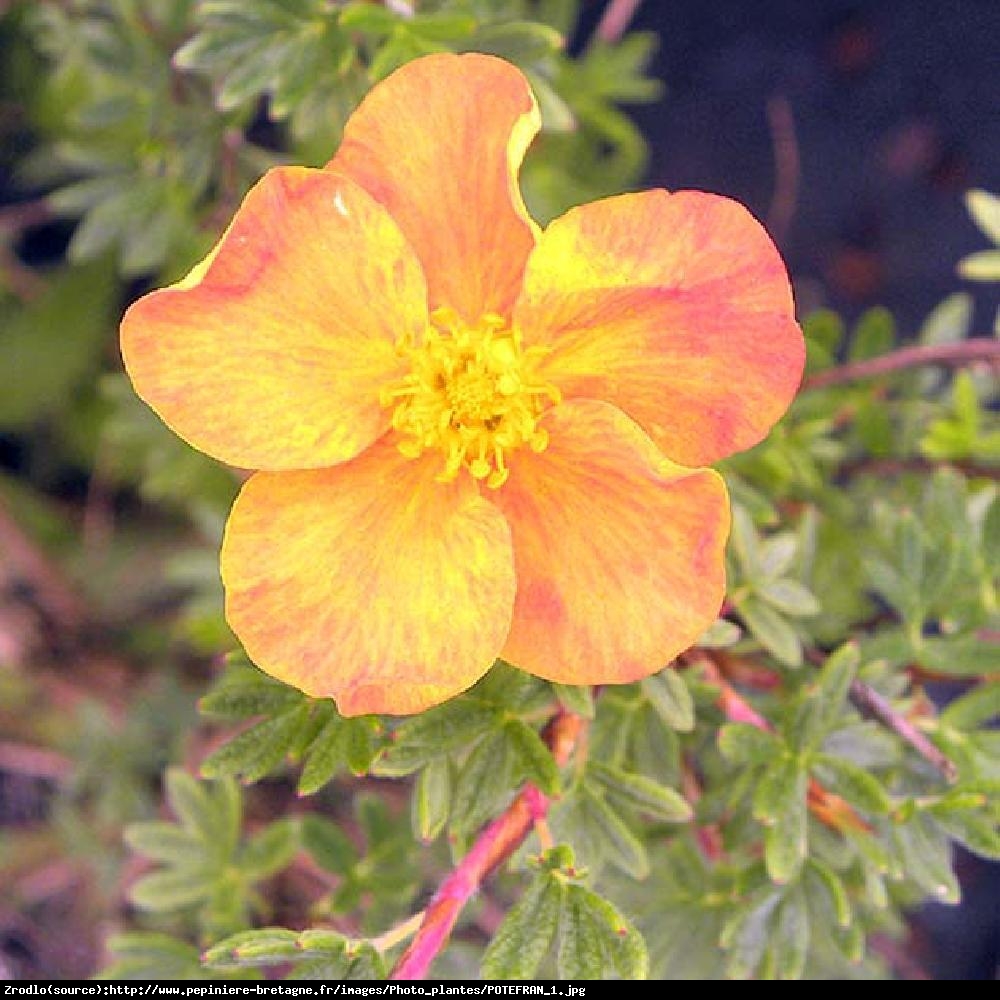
xmin=380 ymin=313 xmax=557 ymax=488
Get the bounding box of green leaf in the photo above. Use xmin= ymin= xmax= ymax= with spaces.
xmin=238 ymin=819 xmax=297 ymax=879
xmin=738 ymin=596 xmax=803 ymax=666
xmin=100 ymin=374 xmax=239 ymax=513
xmin=965 ymin=188 xmax=1000 ymax=244
xmin=717 ymin=723 xmax=783 ymax=765
xmin=581 ymin=785 xmax=649 ymax=878
xmin=165 ymin=769 xmax=238 ymax=851
xmin=628 ymin=704 xmax=681 ymax=786
xmin=558 ymin=884 xmax=607 ymax=979
xmin=983 ymin=493 xmax=1000 ymax=570
xmin=772 ymin=886 xmax=809 ymax=980
xmin=504 ymin=718 xmax=560 ymax=795
xmin=849 ymin=307 xmax=895 ymax=361
xmin=722 ymin=892 xmax=781 ymax=980
xmin=299 ymin=815 xmax=356 ymax=875
xmin=123 ymin=822 xmax=201 ymax=865
xmin=640 ymin=669 xmax=695 ymax=732
xmin=0 ymin=258 xmax=118 ymax=428
xmin=590 ymin=896 xmax=648 ymax=980
xmin=203 ymin=928 xmax=301 ymax=969
xmin=753 ymin=756 xmax=808 ymax=883
xmin=374 ymin=698 xmax=499 ymax=776
xmin=861 ymin=555 xmax=914 ymax=621
xmin=812 ymin=754 xmax=891 ymax=814
xmin=525 ymin=71 xmax=576 ymax=133
xmin=941 ymin=682 xmax=1000 ymax=730
xmin=200 ymin=703 xmax=314 ymax=782
xmin=97 ymin=933 xmax=211 ymax=981
xmin=802 ymin=308 xmax=844 ymax=372
xmin=899 ymin=509 xmax=926 ymax=584
xmin=589 ymin=761 xmax=692 ymax=823
xmin=481 ymin=871 xmax=561 ymax=979
xmin=920 ymin=292 xmax=974 ymax=347
xmin=892 ymin=813 xmax=961 ymax=903
xmin=919 ymin=636 xmax=998 ymax=676
xmin=211 ymin=778 xmax=244 ymax=863
xmin=341 ymin=941 xmax=386 ymax=980
xmin=695 ymin=618 xmax=742 ymax=648
xmin=295 ymin=929 xmax=355 ymax=959
xmin=729 ymin=503 xmax=761 ymax=579
xmin=338 ymin=2 xmax=398 ymax=32
xmin=302 ymin=713 xmax=380 ymax=793
xmin=412 ymin=755 xmax=451 ymax=843
xmin=462 ymin=21 xmax=563 ymax=62
xmin=805 ymin=858 xmax=852 ymax=927
xmin=450 ymin=729 xmax=515 ymax=836
xmin=932 ymin=810 xmax=1000 ymax=861
xmin=552 ymin=682 xmax=595 ymax=718
xmin=340 ymin=715 xmax=382 ymax=777
xmin=757 ymin=578 xmax=821 ymax=617
xmin=560 ymin=885 xmax=648 ymax=980
xmin=758 ymin=533 xmax=798 ymax=580
xmin=296 ymin=714 xmax=347 ymax=795
xmin=199 ymin=669 xmax=304 ymax=719
xmin=815 ymin=643 xmax=859 ymax=717
xmin=129 ymin=868 xmax=213 ymax=911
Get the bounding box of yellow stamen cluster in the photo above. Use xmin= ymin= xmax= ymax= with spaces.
xmin=381 ymin=308 xmax=559 ymax=488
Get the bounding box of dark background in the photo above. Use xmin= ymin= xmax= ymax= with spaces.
xmin=583 ymin=0 xmax=1000 ymax=338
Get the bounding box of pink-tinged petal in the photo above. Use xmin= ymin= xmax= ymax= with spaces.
xmin=220 ymin=440 xmax=516 ymax=717
xmin=121 ymin=167 xmax=427 ymax=471
xmin=330 ymin=52 xmax=540 ymax=322
xmin=515 ymin=190 xmax=805 ymax=467
xmin=492 ymin=399 xmax=729 ymax=685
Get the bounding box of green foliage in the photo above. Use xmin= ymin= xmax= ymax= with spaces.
xmin=0 ymin=256 xmax=118 ymax=429
xmin=482 ymin=845 xmax=648 ymax=979
xmin=125 ymin=769 xmax=296 ymax=939
xmin=100 ymin=374 xmax=240 ymax=515
xmin=198 ymin=656 xmax=384 ymax=790
xmin=203 ymin=927 xmax=386 ymax=980
xmin=300 ymin=797 xmax=422 ymax=932
xmin=100 ymin=932 xmax=256 ymax=980
xmin=20 ymin=0 xmax=660 ymax=280
xmin=375 ymin=663 xmax=560 ymax=843
xmin=958 ymin=189 xmax=1000 ymax=281
xmin=2 ymin=0 xmax=997 ymax=984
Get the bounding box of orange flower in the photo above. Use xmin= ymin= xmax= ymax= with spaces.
xmin=121 ymin=53 xmax=804 ymax=716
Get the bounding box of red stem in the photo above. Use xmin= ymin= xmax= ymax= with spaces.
xmin=702 ymin=658 xmax=870 ymax=833
xmin=803 ymin=339 xmax=1000 ymax=390
xmin=389 ymin=710 xmax=583 ymax=980
xmin=595 ymin=0 xmax=644 ymax=43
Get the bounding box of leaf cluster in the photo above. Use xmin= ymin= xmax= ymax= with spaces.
xmin=1 ymin=0 xmax=997 ymax=983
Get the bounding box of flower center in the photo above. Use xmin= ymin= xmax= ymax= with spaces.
xmin=380 ymin=308 xmax=559 ymax=488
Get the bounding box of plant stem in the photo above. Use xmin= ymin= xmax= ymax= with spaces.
xmin=803 ymin=339 xmax=1000 ymax=390
xmin=595 ymin=0 xmax=644 ymax=43
xmin=849 ymin=678 xmax=958 ymax=782
xmin=802 ymin=647 xmax=960 ymax=782
xmin=370 ymin=911 xmax=426 ymax=954
xmin=389 ymin=709 xmax=584 ymax=981
xmin=766 ymin=95 xmax=800 ymax=245
xmin=701 ymin=657 xmax=870 ymax=833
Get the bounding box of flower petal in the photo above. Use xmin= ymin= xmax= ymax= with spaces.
xmin=220 ymin=441 xmax=516 ymax=717
xmin=330 ymin=52 xmax=540 ymax=322
xmin=492 ymin=399 xmax=729 ymax=685
xmin=515 ymin=190 xmax=804 ymax=467
xmin=121 ymin=167 xmax=427 ymax=471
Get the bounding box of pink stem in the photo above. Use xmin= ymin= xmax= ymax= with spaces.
xmin=390 ymin=711 xmax=583 ymax=980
